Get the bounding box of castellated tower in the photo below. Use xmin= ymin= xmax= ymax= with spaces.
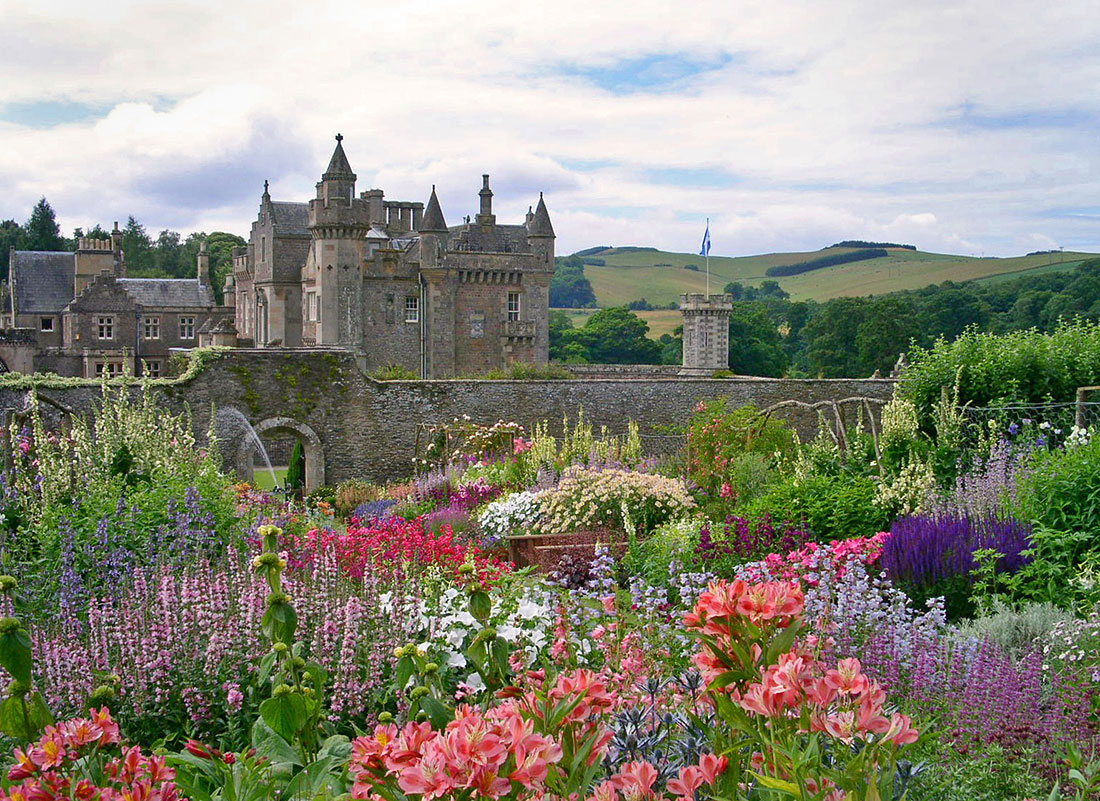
xmin=308 ymin=134 xmax=370 ymax=346
xmin=680 ymin=293 xmax=733 ymax=375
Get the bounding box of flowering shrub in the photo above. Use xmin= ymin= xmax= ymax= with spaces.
xmin=686 ymin=400 xmax=795 ymax=493
xmin=538 ymin=468 xmax=695 ymax=536
xmin=735 ymin=533 xmax=887 ymax=585
xmin=479 ymin=492 xmax=543 ymax=549
xmin=882 ymin=514 xmax=1032 ymax=615
xmin=1 ymin=708 xmax=182 ymax=800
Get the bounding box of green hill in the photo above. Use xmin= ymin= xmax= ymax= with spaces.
xmin=577 ymin=246 xmax=1096 ymax=307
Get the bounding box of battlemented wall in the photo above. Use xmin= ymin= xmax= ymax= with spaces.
xmin=0 ymin=349 xmax=897 ymax=485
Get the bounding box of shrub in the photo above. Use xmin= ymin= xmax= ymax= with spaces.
xmin=479 ymin=491 xmax=542 ymax=549
xmin=687 ymin=399 xmax=795 ymax=492
xmin=481 ymin=362 xmax=574 ymax=380
xmin=957 ymin=601 xmax=1071 ymax=660
xmin=735 ymin=474 xmax=889 ymax=541
xmin=901 ymin=318 xmax=1100 ymax=422
xmin=537 ymin=468 xmax=695 ymax=536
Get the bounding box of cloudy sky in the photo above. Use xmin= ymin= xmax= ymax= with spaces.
xmin=1 ymin=0 xmax=1097 ymax=257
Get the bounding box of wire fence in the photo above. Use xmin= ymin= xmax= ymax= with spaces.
xmin=964 ymin=401 xmax=1100 ymax=435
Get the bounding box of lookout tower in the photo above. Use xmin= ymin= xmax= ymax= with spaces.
xmin=679 ymin=293 xmax=733 ymax=375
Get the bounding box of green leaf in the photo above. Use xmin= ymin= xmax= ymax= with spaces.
xmin=395 ymin=656 xmax=416 ymax=690
xmin=0 ymin=628 xmax=33 ymax=685
xmin=751 ymin=773 xmax=800 ymax=796
xmin=420 ymin=695 xmax=454 ymax=729
xmin=259 ymin=694 xmax=307 ymax=743
xmin=284 ymin=755 xmax=335 ymax=797
xmin=469 ymin=590 xmax=492 ymax=622
xmin=261 ymin=602 xmax=297 ymax=645
xmin=317 ymin=734 xmax=352 ymax=762
xmin=0 ymin=696 xmax=36 ymax=741
xmin=251 ymin=717 xmax=302 ymax=766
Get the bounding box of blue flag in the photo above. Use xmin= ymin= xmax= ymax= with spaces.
xmin=699 ymin=222 xmax=711 ymax=257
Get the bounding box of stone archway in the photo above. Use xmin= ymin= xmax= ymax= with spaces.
xmin=233 ymin=415 xmax=324 ymax=492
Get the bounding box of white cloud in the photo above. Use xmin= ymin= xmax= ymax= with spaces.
xmin=0 ymin=0 xmax=1097 ymax=263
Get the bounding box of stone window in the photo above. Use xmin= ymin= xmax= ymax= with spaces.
xmin=405 ymin=296 xmax=419 ymax=323
xmin=94 ymin=362 xmax=121 ymax=378
xmin=507 ymin=292 xmax=521 ymax=322
xmin=261 ymin=236 xmax=266 ymax=262
xmin=146 ymin=360 xmax=161 ymax=378
xmin=97 ymin=316 xmax=114 ymax=340
xmin=179 ymin=316 xmax=196 ymax=339
xmin=701 ymin=330 xmax=709 ymax=349
xmin=144 ymin=317 xmax=160 ymax=339
xmin=39 ymin=317 xmax=53 ymax=332
xmin=307 ymin=292 xmax=320 ymax=322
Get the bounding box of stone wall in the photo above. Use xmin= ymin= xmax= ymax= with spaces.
xmin=0 ymin=349 xmax=897 ymax=486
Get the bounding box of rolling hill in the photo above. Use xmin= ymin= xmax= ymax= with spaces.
xmin=575 ymin=246 xmax=1096 ymax=308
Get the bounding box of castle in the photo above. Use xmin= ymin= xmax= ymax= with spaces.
xmin=4 ymin=228 xmax=230 ymax=377
xmin=226 ymin=135 xmax=556 ymax=378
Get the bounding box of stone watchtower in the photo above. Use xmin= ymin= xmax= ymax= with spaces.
xmin=679 ymin=293 xmax=733 ymax=375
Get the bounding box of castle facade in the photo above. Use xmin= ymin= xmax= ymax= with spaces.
xmin=227 ymin=136 xmax=556 ymax=378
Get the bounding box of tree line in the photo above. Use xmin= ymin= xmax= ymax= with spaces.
xmin=1 ymin=198 xmax=244 ymax=303
xmin=550 ymin=258 xmax=1100 ymax=377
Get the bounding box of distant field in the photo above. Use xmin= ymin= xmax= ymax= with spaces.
xmin=254 ymin=466 xmax=288 ymax=490
xmin=559 ymin=308 xmax=682 ymax=339
xmin=580 ymin=246 xmax=1098 ymax=307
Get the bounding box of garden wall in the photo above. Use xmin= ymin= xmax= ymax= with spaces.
xmin=0 ymin=349 xmax=896 ymax=485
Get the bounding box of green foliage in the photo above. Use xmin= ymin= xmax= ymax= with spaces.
xmin=480 ymin=362 xmax=574 ymax=380
xmin=736 ymin=474 xmax=890 ymax=541
xmin=285 ymin=441 xmax=305 ymax=492
xmin=727 ymin=303 xmax=787 ymax=376
xmin=902 ymin=319 xmax=1100 ymax=418
xmin=550 ymin=307 xmax=662 ymax=364
xmin=550 ymin=256 xmax=597 ymax=308
xmin=904 ymin=742 xmax=1047 ymax=801
xmin=23 ymin=197 xmax=65 ymax=252
xmin=687 ymin=400 xmax=795 ymax=492
xmin=955 ymin=601 xmax=1071 ymax=660
xmin=4 ymin=382 xmax=238 ymax=611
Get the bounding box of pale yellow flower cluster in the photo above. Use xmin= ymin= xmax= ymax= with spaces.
xmin=537 ymin=467 xmax=695 ymax=536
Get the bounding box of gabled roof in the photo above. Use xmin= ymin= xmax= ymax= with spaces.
xmin=117 ymin=278 xmax=216 ymax=308
xmin=10 ymin=251 xmax=75 ymax=314
xmin=270 ymin=202 xmax=310 ymax=236
xmin=419 ymin=186 xmax=448 ymax=232
xmin=529 ymin=194 xmax=554 ymax=237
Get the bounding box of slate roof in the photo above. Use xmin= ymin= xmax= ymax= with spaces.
xmin=270 ymin=202 xmax=310 ymax=236
xmin=323 ymin=136 xmax=355 ymax=179
xmin=529 ymin=194 xmax=554 ymax=237
xmin=419 ymin=187 xmax=448 ymax=232
xmin=10 ymin=251 xmax=76 ymax=314
xmin=117 ymin=279 xmax=216 ymax=308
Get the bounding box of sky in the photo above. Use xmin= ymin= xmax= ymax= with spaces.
xmin=1 ymin=0 xmax=1098 ymax=259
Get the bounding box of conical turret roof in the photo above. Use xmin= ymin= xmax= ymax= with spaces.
xmin=528 ymin=193 xmax=554 ymax=237
xmin=419 ymin=186 xmax=448 ymax=232
xmin=323 ymin=134 xmax=355 ymax=179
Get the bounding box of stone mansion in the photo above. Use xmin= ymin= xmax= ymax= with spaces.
xmin=226 ymin=135 xmax=557 ymax=377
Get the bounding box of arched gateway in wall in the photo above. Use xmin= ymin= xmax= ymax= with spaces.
xmin=230 ymin=414 xmax=324 ymax=491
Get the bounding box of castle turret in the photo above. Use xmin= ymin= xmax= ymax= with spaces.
xmin=476 ymin=174 xmax=495 ymax=226
xmin=318 ymin=133 xmax=356 ymax=207
xmin=309 ymin=134 xmax=370 ymax=346
xmin=418 ymin=186 xmax=448 ymax=270
xmin=526 ymin=193 xmax=555 ymax=269
xmin=74 ymin=235 xmax=115 ymax=295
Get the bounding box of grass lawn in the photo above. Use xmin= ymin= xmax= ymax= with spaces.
xmin=253 ymin=466 xmax=288 ymax=490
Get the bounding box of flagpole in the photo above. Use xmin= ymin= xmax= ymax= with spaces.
xmin=705 ymin=217 xmax=710 ymax=296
